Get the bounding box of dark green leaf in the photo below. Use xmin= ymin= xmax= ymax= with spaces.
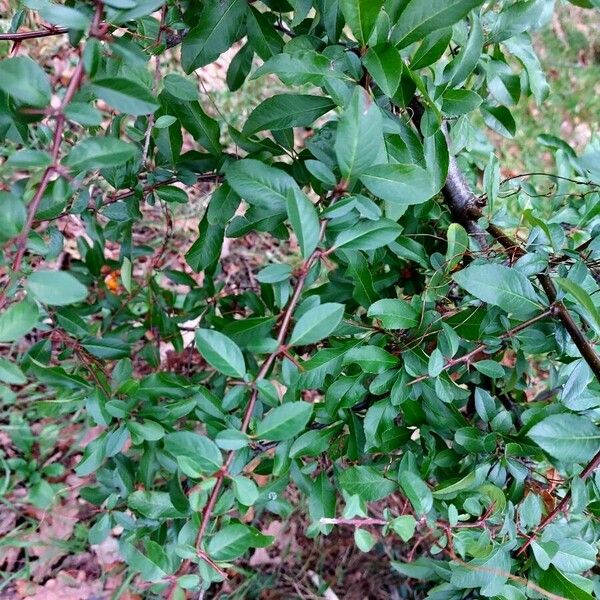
xmin=335 ymin=86 xmax=385 ymax=180
xmin=256 ymin=401 xmax=313 ymax=441
xmin=0 ymin=299 xmax=39 ymax=342
xmin=393 ymin=0 xmax=484 ymax=49
xmin=339 ymin=466 xmax=396 ymax=501
xmin=64 ymin=137 xmax=136 ymax=173
xmin=207 ymin=523 xmax=273 ymax=561
xmin=182 ymin=0 xmax=248 ymax=73
xmin=333 ymin=219 xmax=402 ymax=250
xmin=289 ymin=303 xmax=344 ymax=346
xmin=339 ymin=0 xmax=385 ymax=45
xmin=527 ymin=414 xmax=600 ymax=464
xmin=27 ymin=271 xmax=87 ymax=306
xmin=164 ymin=431 xmax=223 ymax=475
xmin=89 ymin=78 xmax=158 ymax=115
xmin=226 ymin=159 xmax=297 ymax=211
xmin=242 ymin=94 xmax=335 ymax=136
xmin=360 ymin=164 xmax=436 ymax=205
xmin=0 ymin=57 xmax=51 ymax=106
xmin=286 ymin=188 xmax=320 ymax=258
xmin=195 ymin=329 xmax=246 ymax=378
xmin=452 ymin=263 xmax=543 ymax=317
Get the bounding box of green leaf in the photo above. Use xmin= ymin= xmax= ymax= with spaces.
xmin=232 ymin=475 xmax=259 ymax=506
xmin=226 ymin=159 xmax=297 ymax=212
xmin=556 ymin=277 xmax=600 ymax=334
xmin=6 ymin=149 xmax=52 ymax=169
xmin=335 ymin=86 xmax=385 ymax=180
xmin=0 ymin=57 xmax=51 ymax=107
xmin=128 ymin=420 xmax=165 ymax=443
xmin=354 ymin=528 xmax=376 ymax=552
xmin=474 ymin=360 xmax=504 ymax=379
xmin=227 ymin=42 xmax=253 ymax=91
xmin=339 ymin=0 xmax=385 ymax=45
xmin=539 ymin=566 xmax=594 ymax=600
xmin=442 ymin=15 xmax=483 ymax=86
xmin=343 ymin=346 xmax=400 ymax=373
xmin=154 ymin=115 xmax=177 ymax=129
xmin=89 ymin=78 xmax=158 ymax=115
xmin=488 ymin=0 xmax=548 ymax=44
xmin=246 ymin=6 xmax=284 ymax=60
xmin=39 ymin=4 xmax=90 ymax=30
xmin=410 ymin=29 xmax=452 ymax=70
xmin=0 ymin=299 xmax=39 ymax=342
xmin=255 ymin=401 xmax=313 ymax=441
xmin=186 ymin=215 xmax=224 ymax=273
xmin=164 ymin=431 xmax=223 ymax=474
xmin=207 ymin=523 xmax=273 ymax=562
xmin=82 ymin=337 xmax=130 ymax=359
xmin=367 ymin=299 xmax=419 ymax=329
xmin=242 ymin=94 xmax=335 ymax=136
xmin=27 ymin=271 xmax=87 ymax=306
xmin=64 ymin=137 xmax=136 ymax=173
xmin=162 ymin=93 xmax=222 ymax=156
xmin=215 ymin=429 xmax=250 ymax=450
xmin=360 ymin=164 xmax=436 ymax=205
xmin=256 ymin=264 xmax=292 ymax=284
xmin=0 ymin=194 xmax=26 ymax=243
xmin=481 ymin=103 xmax=516 ymax=138
xmin=363 ymin=44 xmax=404 ymax=97
xmin=289 ymin=303 xmax=344 ymax=346
xmin=527 ymin=414 xmax=600 ymax=464
xmin=195 ymin=329 xmax=246 ymax=378
xmin=389 ymin=515 xmax=416 ymax=542
xmin=119 ymin=540 xmax=167 ymax=583
xmin=452 ymin=263 xmax=542 ymax=317
xmin=253 ymin=50 xmax=348 ymax=86
xmin=445 ymin=223 xmax=469 ymax=270
xmin=551 ymin=539 xmax=596 ymax=573
xmin=286 ymin=188 xmax=320 ymax=258
xmin=393 ymin=0 xmax=485 ymax=49
xmin=333 ymin=219 xmax=402 ymax=250
xmin=128 ymin=491 xmax=184 ymax=519
xmin=339 ymin=466 xmax=396 ymax=501
xmin=182 ymin=0 xmax=247 ymax=72
xmin=450 ymin=547 xmax=511 ymax=596
xmin=441 ymin=89 xmax=482 ymax=116
xmin=0 ymin=358 xmax=27 ymax=385
xmin=155 ymin=186 xmax=188 ymax=204
xmin=399 ymin=471 xmax=433 ymax=514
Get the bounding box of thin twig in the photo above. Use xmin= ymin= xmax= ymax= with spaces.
xmin=517 ymin=448 xmax=600 ymax=556
xmin=0 ymin=26 xmax=68 ymax=41
xmin=407 ymin=309 xmax=552 ymax=386
xmin=168 ymin=203 xmax=338 ymax=597
xmin=0 ymin=4 xmax=103 ymax=310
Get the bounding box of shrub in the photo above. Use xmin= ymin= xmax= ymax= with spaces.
xmin=1 ymin=0 xmax=600 ymax=597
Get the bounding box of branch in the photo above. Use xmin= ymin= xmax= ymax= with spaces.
xmin=407 ymin=309 xmax=552 ymax=386
xmin=517 ymin=446 xmax=600 ymax=556
xmin=0 ymin=18 xmax=94 ymax=310
xmin=0 ymin=26 xmax=68 ymax=41
xmin=409 ymin=100 xmax=600 ymax=383
xmin=169 ymin=200 xmax=338 ymax=596
xmin=407 ymin=97 xmax=600 ymax=554
xmin=486 ymin=224 xmax=600 ymax=381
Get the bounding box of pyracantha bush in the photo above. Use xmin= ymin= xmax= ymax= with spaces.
xmin=1 ymin=0 xmax=600 ymax=597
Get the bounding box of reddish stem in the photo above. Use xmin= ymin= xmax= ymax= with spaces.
xmin=407 ymin=308 xmax=552 ymax=386
xmin=517 ymin=448 xmax=600 ymax=556
xmin=0 ymin=26 xmax=68 ymax=41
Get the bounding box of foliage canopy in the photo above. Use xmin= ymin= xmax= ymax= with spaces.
xmin=1 ymin=0 xmax=600 ymax=597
